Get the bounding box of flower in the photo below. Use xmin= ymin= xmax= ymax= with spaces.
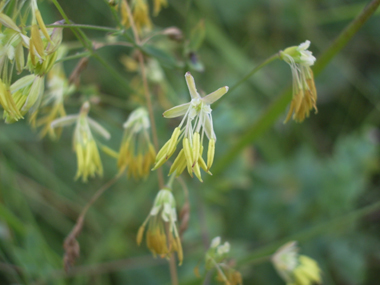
xmin=28 ymin=0 xmax=63 ymax=76
xmin=272 ymin=241 xmax=322 ymax=285
xmin=137 ymin=188 xmax=183 ymax=265
xmin=33 ymin=48 xmax=75 ymax=139
xmin=280 ymin=40 xmax=317 ymax=123
xmin=0 ymin=12 xmax=29 ymax=120
xmin=153 ymin=0 xmax=168 ymax=16
xmin=118 ymin=0 xmax=152 ymax=33
xmin=204 ymin=237 xmax=242 ymax=285
xmin=51 ymin=102 xmax=110 ymax=182
xmin=3 ymin=74 xmax=44 ymax=124
xmin=117 ymin=107 xmax=156 ymax=179
xmin=152 ymin=72 xmax=228 ymax=182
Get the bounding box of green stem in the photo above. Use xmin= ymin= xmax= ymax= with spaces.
xmin=56 ymin=51 xmax=91 ymax=63
xmin=166 ymin=172 xmax=176 ymax=189
xmin=91 ymin=53 xmax=136 ymax=94
xmin=313 ymin=0 xmax=380 ymax=76
xmin=229 ymin=53 xmax=280 ymax=94
xmin=213 ymin=0 xmax=380 ymax=176
xmin=237 ymin=199 xmax=380 ymax=266
xmin=45 ymin=23 xmax=119 ymax=32
xmin=50 ymin=0 xmax=90 ymax=49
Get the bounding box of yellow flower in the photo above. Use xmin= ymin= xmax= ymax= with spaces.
xmin=28 ymin=1 xmax=62 ymax=76
xmin=3 ymin=74 xmax=44 ymax=124
xmin=137 ymin=188 xmax=183 ymax=265
xmin=281 ymin=40 xmax=317 ymax=123
xmin=117 ymin=107 xmax=156 ymax=179
xmin=272 ymin=241 xmax=322 ymax=285
xmin=118 ymin=0 xmax=152 ymax=33
xmin=34 ymin=48 xmax=75 ymax=139
xmin=51 ymin=102 xmax=110 ymax=182
xmin=153 ymin=0 xmax=168 ymax=16
xmin=133 ymin=0 xmax=152 ymax=32
xmin=152 ymin=72 xmax=228 ymax=182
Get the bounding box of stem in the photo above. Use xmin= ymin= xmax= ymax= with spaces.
xmin=237 ymin=199 xmax=380 ymax=266
xmin=166 ymin=172 xmax=176 ymax=188
xmin=50 ymin=0 xmax=89 ymax=49
xmin=45 ymin=23 xmax=119 ymax=32
xmin=168 ymin=253 xmax=179 ymax=285
xmin=56 ymin=51 xmax=91 ymax=63
xmin=121 ymin=1 xmax=175 ymax=283
xmin=229 ymin=53 xmax=280 ymax=93
xmin=213 ymin=0 xmax=380 ymax=176
xmin=313 ymin=0 xmax=380 ymax=77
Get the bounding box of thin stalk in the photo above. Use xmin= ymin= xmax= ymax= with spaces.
xmin=229 ymin=53 xmax=280 ymax=93
xmin=56 ymin=51 xmax=91 ymax=63
xmin=45 ymin=23 xmax=119 ymax=32
xmin=237 ymin=198 xmax=380 ymax=266
xmin=63 ymin=174 xmax=122 ymax=271
xmin=213 ymin=0 xmax=380 ymax=176
xmin=122 ymin=2 xmax=175 ymax=283
xmin=50 ymin=0 xmax=90 ymax=49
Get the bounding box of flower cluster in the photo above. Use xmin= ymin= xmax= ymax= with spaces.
xmin=117 ymin=0 xmax=168 ymax=33
xmin=203 ymin=237 xmax=242 ymax=285
xmin=0 ymin=0 xmax=63 ymax=124
xmin=272 ymin=241 xmax=322 ymax=285
xmin=137 ymin=188 xmax=183 ymax=264
xmin=51 ymin=102 xmax=110 ymax=182
xmin=152 ymin=72 xmax=228 ymax=182
xmin=280 ymin=40 xmax=317 ymax=123
xmin=117 ymin=107 xmax=156 ymax=179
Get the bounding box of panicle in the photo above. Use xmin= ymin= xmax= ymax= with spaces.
xmin=137 ymin=187 xmax=183 ymax=265
xmin=152 ymin=72 xmax=228 ymax=182
xmin=51 ymin=102 xmax=111 ymax=182
xmin=280 ymin=40 xmax=317 ymax=123
xmin=202 ymin=236 xmax=242 ymax=285
xmin=117 ymin=107 xmax=156 ymax=180
xmin=272 ymin=241 xmax=322 ymax=285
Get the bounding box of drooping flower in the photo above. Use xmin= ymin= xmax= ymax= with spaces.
xmin=280 ymin=40 xmax=317 ymax=123
xmin=3 ymin=74 xmax=44 ymax=124
xmin=28 ymin=0 xmax=63 ymax=76
xmin=118 ymin=0 xmax=152 ymax=33
xmin=203 ymin=237 xmax=242 ymax=285
xmin=51 ymin=102 xmax=110 ymax=182
xmin=152 ymin=72 xmax=228 ymax=182
xmin=272 ymin=241 xmax=322 ymax=285
xmin=153 ymin=0 xmax=168 ymax=16
xmin=33 ymin=47 xmax=75 ymax=139
xmin=117 ymin=107 xmax=156 ymax=179
xmin=0 ymin=12 xmax=29 ymax=120
xmin=137 ymin=188 xmax=183 ymax=265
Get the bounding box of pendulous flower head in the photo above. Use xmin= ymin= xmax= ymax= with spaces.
xmin=152 ymin=72 xmax=228 ymax=182
xmin=51 ymin=102 xmax=110 ymax=182
xmin=272 ymin=241 xmax=322 ymax=285
xmin=137 ymin=188 xmax=183 ymax=265
xmin=33 ymin=47 xmax=75 ymax=139
xmin=117 ymin=107 xmax=156 ymax=179
xmin=280 ymin=40 xmax=317 ymax=123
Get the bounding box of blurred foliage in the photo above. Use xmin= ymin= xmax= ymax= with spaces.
xmin=1 ymin=0 xmax=380 ymax=284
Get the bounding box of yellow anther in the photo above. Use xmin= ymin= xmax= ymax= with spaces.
xmin=207 ymin=138 xmax=215 ymax=171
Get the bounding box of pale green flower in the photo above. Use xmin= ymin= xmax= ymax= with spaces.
xmin=152 ymin=72 xmax=228 ymax=182
xmin=280 ymin=40 xmax=317 ymax=123
xmin=51 ymin=102 xmax=110 ymax=182
xmin=137 ymin=188 xmax=183 ymax=265
xmin=272 ymin=241 xmax=322 ymax=285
